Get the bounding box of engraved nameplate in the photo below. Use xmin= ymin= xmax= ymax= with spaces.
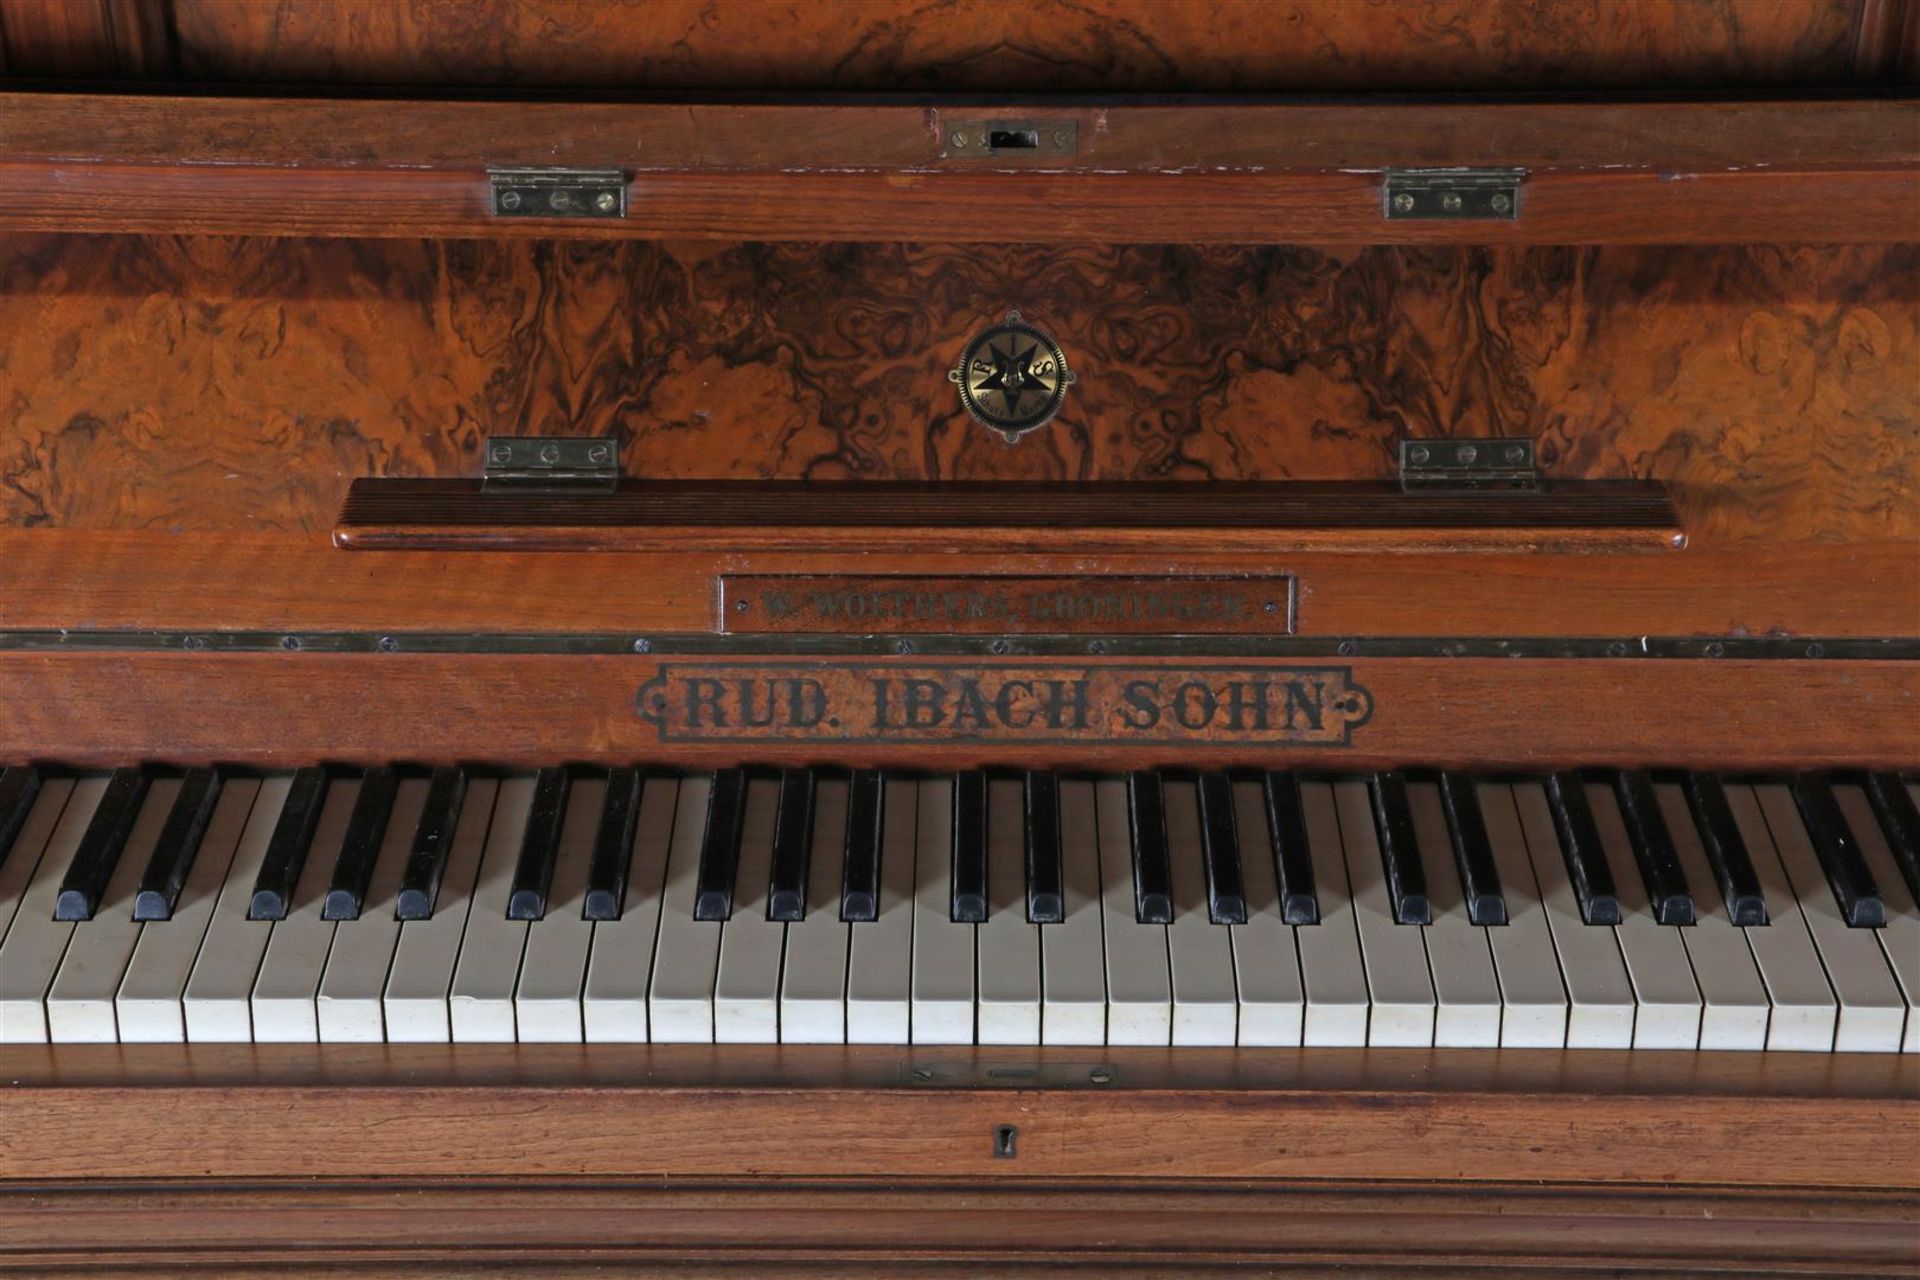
xmin=718 ymin=576 xmax=1294 ymax=635
xmin=636 ymin=663 xmax=1371 ymax=747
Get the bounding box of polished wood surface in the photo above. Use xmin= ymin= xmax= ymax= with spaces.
xmin=3 ymin=652 xmax=1911 ymax=770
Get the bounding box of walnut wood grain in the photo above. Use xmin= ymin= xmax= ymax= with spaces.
xmin=1 ymin=1045 xmax=1913 ymax=1187
xmin=2 ymin=653 xmax=1912 ymax=769
xmin=1 ymin=238 xmax=1912 ymax=549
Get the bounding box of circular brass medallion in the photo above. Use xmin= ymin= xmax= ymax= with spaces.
xmin=948 ymin=310 xmax=1077 ymax=442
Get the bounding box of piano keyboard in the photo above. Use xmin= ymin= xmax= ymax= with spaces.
xmin=0 ymin=763 xmax=1913 ymax=1050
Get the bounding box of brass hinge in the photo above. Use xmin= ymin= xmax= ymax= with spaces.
xmin=1383 ymin=168 xmax=1524 ymax=220
xmin=488 ymin=168 xmax=627 ymax=219
xmin=1398 ymin=437 xmax=1538 ymax=491
xmin=482 ymin=436 xmax=621 ymax=490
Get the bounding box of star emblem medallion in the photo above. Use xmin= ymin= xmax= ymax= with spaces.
xmin=949 ymin=310 xmax=1077 ymax=442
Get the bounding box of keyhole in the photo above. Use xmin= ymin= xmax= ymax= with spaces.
xmin=992 ymin=1125 xmax=1018 ymax=1159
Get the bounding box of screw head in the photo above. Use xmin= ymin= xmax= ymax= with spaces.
xmin=587 ymin=444 xmax=611 ymax=464
xmin=182 ymin=634 xmax=206 ymax=652
xmin=377 ymin=635 xmax=399 ymax=653
xmin=632 ymin=638 xmax=651 ymax=653
xmin=1408 ymin=445 xmax=1431 ymax=465
xmin=1490 ymin=192 xmax=1512 ymax=213
xmin=895 ymin=639 xmax=916 ymax=655
xmin=1504 ymin=444 xmax=1526 ymax=464
xmin=490 ymin=444 xmax=512 ymax=464
xmin=1440 ymin=191 xmax=1464 ymax=213
xmin=539 ymin=443 xmax=561 ymax=464
xmin=949 ymin=131 xmax=968 ymax=148
xmin=280 ymin=635 xmax=302 ymax=652
xmin=549 ymin=189 xmax=573 ymax=211
xmin=733 ymin=600 xmax=749 ymax=613
xmin=594 ymin=191 xmax=618 ymax=212
xmin=1390 ymin=192 xmax=1415 ymax=213
xmin=1052 ymin=129 xmax=1070 ymax=147
xmin=499 ymin=190 xmax=522 ymax=210
xmin=1456 ymin=444 xmax=1479 ymax=465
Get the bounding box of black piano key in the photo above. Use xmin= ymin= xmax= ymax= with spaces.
xmin=1127 ymin=772 xmax=1173 ymax=925
xmin=1261 ymin=771 xmax=1318 ymax=925
xmin=133 ymin=767 xmax=224 ymax=922
xmin=55 ymin=767 xmax=149 ymax=922
xmin=950 ymin=770 xmax=988 ymax=924
xmin=395 ymin=766 xmax=468 ymax=921
xmin=322 ymin=766 xmax=399 ymax=921
xmin=1196 ymin=772 xmax=1246 ymax=925
xmin=1613 ymin=770 xmax=1693 ymax=926
xmin=249 ymin=767 xmax=329 ymax=920
xmin=1791 ymin=774 xmax=1885 ymax=928
xmin=1683 ymin=773 xmax=1768 ymax=927
xmin=1024 ymin=772 xmax=1064 ymax=924
xmin=509 ymin=767 xmax=572 ymax=922
xmin=1438 ymin=772 xmax=1507 ymax=926
xmin=767 ymin=768 xmax=816 ymax=922
xmin=1862 ymin=772 xmax=1920 ymax=907
xmin=692 ymin=767 xmax=746 ymax=922
xmin=583 ymin=767 xmax=643 ymax=922
xmin=1369 ymin=771 xmax=1430 ymax=926
xmin=839 ymin=769 xmax=884 ymax=923
xmin=0 ymin=765 xmax=44 ymax=875
xmin=1544 ymin=772 xmax=1620 ymax=925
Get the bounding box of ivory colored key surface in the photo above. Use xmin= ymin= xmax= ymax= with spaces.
xmin=584 ymin=775 xmax=679 ymax=1042
xmin=449 ymin=776 xmax=534 ymax=1043
xmin=1758 ymin=784 xmax=1906 ymax=1052
xmin=1407 ymin=781 xmax=1501 ymax=1048
xmin=183 ymin=778 xmax=290 ymax=1042
xmin=513 ymin=778 xmax=603 ymax=1042
xmin=384 ymin=778 xmax=498 ymax=1042
xmin=47 ymin=778 xmax=180 ymax=1042
xmin=1838 ymin=782 xmax=1920 ymax=1052
xmin=713 ymin=777 xmax=784 ymax=1043
xmin=1511 ymin=781 xmax=1635 ymax=1049
xmin=1095 ymin=778 xmax=1170 ymax=1045
xmin=1229 ymin=780 xmax=1304 ymax=1046
xmin=1332 ymin=779 xmax=1433 ymax=1047
xmin=116 ymin=779 xmax=259 ymax=1042
xmin=1478 ymin=784 xmax=1570 ymax=1049
xmin=1164 ymin=779 xmax=1239 ymax=1045
xmin=0 ymin=779 xmax=105 ymax=1042
xmin=252 ymin=778 xmax=359 ymax=1042
xmin=1588 ymin=781 xmax=1702 ymax=1049
xmin=780 ymin=778 xmax=851 ymax=1043
xmin=1041 ymin=779 xmax=1109 ymax=1045
xmin=1724 ymin=783 xmax=1838 ymax=1050
xmin=978 ymin=778 xmax=1042 ymax=1044
xmin=1656 ymin=781 xmax=1769 ymax=1050
xmin=649 ymin=775 xmax=723 ymax=1042
xmin=846 ymin=777 xmax=916 ymax=1044
xmin=317 ymin=777 xmax=429 ymax=1041
xmin=0 ymin=778 xmax=74 ymax=946
xmin=911 ymin=777 xmax=974 ymax=1044
xmin=1296 ymin=782 xmax=1369 ymax=1047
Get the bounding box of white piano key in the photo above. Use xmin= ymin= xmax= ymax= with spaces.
xmin=649 ymin=775 xmax=722 ymax=1042
xmin=910 ymin=777 xmax=974 ymax=1044
xmin=1478 ymin=783 xmax=1570 ymax=1049
xmin=0 ymin=778 xmax=75 ymax=946
xmin=314 ymin=778 xmax=428 ymax=1042
xmin=1406 ymin=781 xmax=1500 ymax=1048
xmin=1757 ymin=784 xmax=1906 ymax=1053
xmin=1296 ymin=781 xmax=1369 ymax=1047
xmin=713 ymin=777 xmax=783 ymax=1043
xmin=978 ymin=778 xmax=1042 ymax=1044
xmin=116 ymin=779 xmax=260 ymax=1043
xmin=1042 ymin=779 xmax=1109 ymax=1045
xmin=252 ymin=777 xmax=358 ymax=1042
xmin=1836 ymin=783 xmax=1920 ymax=1052
xmin=1095 ymin=777 xmax=1170 ymax=1045
xmin=450 ymin=776 xmax=534 ymax=1042
xmin=1722 ymin=784 xmax=1837 ymax=1050
xmin=184 ymin=777 xmax=290 ymax=1042
xmin=514 ymin=778 xmax=602 ymax=1042
xmin=1332 ymin=779 xmax=1433 ymax=1047
xmin=384 ymin=778 xmax=498 ymax=1042
xmin=0 ymin=778 xmax=105 ymax=1043
xmin=1656 ymin=781 xmax=1769 ymax=1050
xmin=1163 ymin=778 xmax=1238 ymax=1045
xmin=1588 ymin=781 xmax=1701 ymax=1049
xmin=47 ymin=778 xmax=180 ymax=1042
xmin=1228 ymin=780 xmax=1302 ymax=1046
xmin=780 ymin=778 xmax=850 ymax=1044
xmin=1511 ymin=781 xmax=1635 ymax=1049
xmin=846 ymin=777 xmax=916 ymax=1044
xmin=584 ymin=775 xmax=679 ymax=1043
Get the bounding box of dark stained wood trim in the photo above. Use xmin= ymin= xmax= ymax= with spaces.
xmin=2 ymin=652 xmax=1912 ymax=770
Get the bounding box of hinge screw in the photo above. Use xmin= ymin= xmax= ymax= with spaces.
xmin=1456 ymin=444 xmax=1478 ymax=464
xmin=539 ymin=443 xmax=561 ymax=464
xmin=595 ymin=191 xmax=618 ymax=212
xmin=949 ymin=131 xmax=968 ymax=148
xmin=549 ymin=189 xmax=573 ymax=211
xmin=1440 ymin=192 xmax=1464 ymax=213
xmin=490 ymin=444 xmax=512 ymax=464
xmin=632 ymin=638 xmax=652 ymax=653
xmin=1504 ymin=444 xmax=1526 ymax=464
xmin=1407 ymin=445 xmax=1430 ymax=465
xmin=1490 ymin=192 xmax=1512 ymax=213
xmin=1390 ymin=192 xmax=1415 ymax=213
xmin=587 ymin=444 xmax=611 ymax=464
xmin=499 ymin=190 xmax=522 ymax=210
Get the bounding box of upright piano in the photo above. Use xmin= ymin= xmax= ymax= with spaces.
xmin=0 ymin=1 xmax=1915 ymax=1272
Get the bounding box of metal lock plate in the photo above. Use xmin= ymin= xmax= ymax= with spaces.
xmin=940 ymin=120 xmax=1078 ymax=160
xmin=1383 ymin=168 xmax=1524 ymax=220
xmin=488 ymin=168 xmax=627 ymax=219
